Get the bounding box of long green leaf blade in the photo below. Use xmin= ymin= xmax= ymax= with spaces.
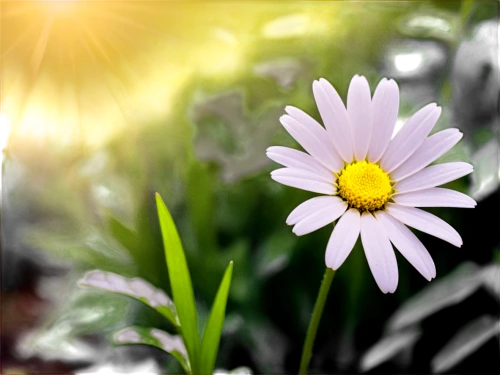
xmin=156 ymin=193 xmax=199 ymax=373
xmin=199 ymin=261 xmax=233 ymax=375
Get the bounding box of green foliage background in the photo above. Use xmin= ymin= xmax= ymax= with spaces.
xmin=2 ymin=2 xmax=499 ymax=374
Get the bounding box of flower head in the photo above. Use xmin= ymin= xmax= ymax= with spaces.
xmin=267 ymin=75 xmax=475 ymax=293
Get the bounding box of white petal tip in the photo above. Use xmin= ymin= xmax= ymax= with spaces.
xmin=377 ymin=283 xmax=397 ymax=294
xmin=327 ymin=262 xmax=340 ymax=271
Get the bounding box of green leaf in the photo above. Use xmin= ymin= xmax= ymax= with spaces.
xmin=156 ymin=193 xmax=200 ymax=373
xmin=23 ymin=227 xmax=129 ymax=272
xmin=28 ymin=285 xmax=127 ymax=354
xmin=78 ymin=270 xmax=179 ymax=327
xmin=112 ymin=326 xmax=190 ymax=373
xmin=199 ymin=261 xmax=234 ymax=375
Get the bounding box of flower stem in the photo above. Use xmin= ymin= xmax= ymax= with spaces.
xmin=299 ymin=267 xmax=336 ymax=374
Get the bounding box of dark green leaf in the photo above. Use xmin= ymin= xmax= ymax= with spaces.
xmin=200 ymin=261 xmax=233 ymax=375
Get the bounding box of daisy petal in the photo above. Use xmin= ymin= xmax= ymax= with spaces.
xmin=287 ymin=196 xmax=344 ymax=225
xmin=381 ymin=103 xmax=441 ymax=173
xmin=325 ymin=208 xmax=360 ymax=270
xmin=271 ymin=168 xmax=334 ymax=184
xmin=266 ymin=146 xmax=333 ymax=179
xmin=313 ymin=78 xmax=353 ymax=163
xmin=391 ymin=129 xmax=463 ymax=181
xmin=360 ymin=212 xmax=399 ymax=294
xmin=271 ymin=176 xmax=335 ymax=195
xmin=286 ymin=107 xmax=346 ymax=168
xmin=271 ymin=168 xmax=336 ymax=195
xmin=368 ymin=78 xmax=399 ymax=163
xmin=386 ymin=203 xmax=462 ymax=247
xmin=375 ymin=211 xmax=436 ymax=281
xmin=393 ymin=188 xmax=477 ymax=208
xmin=394 ymin=162 xmax=473 ymax=193
xmin=347 ymin=75 xmax=372 ymax=161
xmin=280 ymin=114 xmax=343 ymax=172
xmin=292 ymin=200 xmax=348 ymax=236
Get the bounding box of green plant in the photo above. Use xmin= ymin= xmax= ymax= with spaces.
xmin=78 ymin=193 xmax=233 ymax=374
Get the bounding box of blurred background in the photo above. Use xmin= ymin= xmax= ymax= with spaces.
xmin=1 ymin=1 xmax=499 ymax=374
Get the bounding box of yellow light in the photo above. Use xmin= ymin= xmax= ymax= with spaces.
xmin=262 ymin=14 xmax=309 ymax=39
xmin=2 ymin=1 xmax=344 ymax=150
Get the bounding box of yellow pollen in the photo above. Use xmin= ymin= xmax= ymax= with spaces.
xmin=337 ymin=161 xmax=392 ymax=211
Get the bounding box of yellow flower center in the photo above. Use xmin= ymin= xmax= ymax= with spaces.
xmin=337 ymin=161 xmax=392 ymax=211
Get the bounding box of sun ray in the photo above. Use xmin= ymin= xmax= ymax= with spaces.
xmin=30 ymin=15 xmax=54 ymax=79
xmin=77 ymin=34 xmax=109 ymax=80
xmin=94 ymin=25 xmax=146 ymax=81
xmin=80 ymin=25 xmax=118 ymax=76
xmin=1 ymin=19 xmax=40 ymax=58
xmin=2 ymin=1 xmax=348 ymax=149
xmin=2 ymin=1 xmax=40 ymax=18
xmin=66 ymin=43 xmax=85 ymax=146
xmin=94 ymin=10 xmax=192 ymax=50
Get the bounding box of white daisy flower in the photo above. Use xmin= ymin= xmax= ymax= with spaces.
xmin=267 ymin=75 xmax=476 ymax=293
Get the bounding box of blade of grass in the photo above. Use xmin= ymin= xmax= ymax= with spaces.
xmin=156 ymin=193 xmax=199 ymax=373
xmin=199 ymin=261 xmax=233 ymax=375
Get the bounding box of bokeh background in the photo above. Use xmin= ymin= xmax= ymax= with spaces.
xmin=1 ymin=1 xmax=499 ymax=374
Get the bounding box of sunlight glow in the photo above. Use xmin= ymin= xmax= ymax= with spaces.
xmin=2 ymin=2 xmax=344 ymax=150
xmin=394 ymin=53 xmax=423 ymax=73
